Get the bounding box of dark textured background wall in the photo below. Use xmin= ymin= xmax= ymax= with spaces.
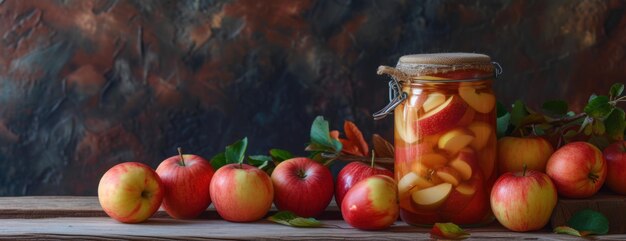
xmin=1 ymin=0 xmax=625 ymax=195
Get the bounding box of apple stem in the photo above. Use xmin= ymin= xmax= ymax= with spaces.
xmin=522 ymin=163 xmax=527 ymax=177
xmin=177 ymin=147 xmax=186 ymax=166
xmin=370 ymin=150 xmax=376 ymax=168
xmin=589 ymin=173 xmax=600 ymax=183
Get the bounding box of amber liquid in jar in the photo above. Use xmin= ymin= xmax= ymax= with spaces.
xmin=393 ymin=68 xmax=497 ymax=226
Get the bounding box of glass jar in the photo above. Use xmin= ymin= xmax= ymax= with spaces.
xmin=374 ymin=53 xmax=501 ymax=226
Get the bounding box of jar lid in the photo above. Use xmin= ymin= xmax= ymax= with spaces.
xmin=395 ymin=52 xmax=494 ymax=78
xmin=399 ymin=53 xmax=491 ymax=65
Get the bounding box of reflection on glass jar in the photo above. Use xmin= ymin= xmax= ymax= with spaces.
xmin=375 ymin=53 xmax=500 ymax=226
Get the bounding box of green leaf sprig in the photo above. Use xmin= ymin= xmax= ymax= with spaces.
xmin=498 ymin=83 xmax=625 ymax=149
xmin=554 ymin=209 xmax=609 ymax=237
xmin=267 ymin=211 xmax=324 ymax=228
xmin=209 ymin=137 xmax=294 ymax=174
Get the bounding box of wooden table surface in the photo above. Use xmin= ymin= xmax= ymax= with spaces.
xmin=0 ymin=196 xmax=625 ymax=240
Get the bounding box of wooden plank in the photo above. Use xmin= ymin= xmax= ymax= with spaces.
xmin=0 ymin=217 xmax=622 ymax=240
xmin=550 ymin=192 xmax=626 ymax=234
xmin=0 ymin=196 xmax=341 ymax=219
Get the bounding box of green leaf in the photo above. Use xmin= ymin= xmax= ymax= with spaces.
xmin=605 ymin=108 xmax=626 ymax=140
xmin=496 ymin=102 xmax=511 ymax=138
xmin=267 ymin=211 xmax=323 ymax=228
xmin=225 ymin=137 xmax=248 ymax=164
xmin=248 ymin=155 xmax=272 ymax=166
xmin=554 ymin=226 xmax=590 ymax=237
xmin=585 ymin=95 xmax=614 ymax=119
xmin=209 ymin=152 xmax=228 ymax=170
xmin=430 ymin=223 xmax=469 ymax=240
xmin=567 ymin=209 xmax=609 ymax=235
xmin=310 ymin=116 xmax=342 ymax=152
xmin=593 ymin=120 xmax=606 ymax=135
xmin=510 ymin=100 xmax=529 ymax=127
xmin=610 ymin=83 xmax=624 ymax=99
xmin=270 ymin=148 xmax=294 ymax=162
xmin=542 ymin=100 xmax=569 ymax=116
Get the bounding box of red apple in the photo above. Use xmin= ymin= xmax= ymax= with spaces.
xmin=341 ymin=175 xmax=399 ymax=230
xmin=335 ymin=161 xmax=393 ymax=208
xmin=271 ymin=157 xmax=334 ymax=217
xmin=415 ymin=95 xmax=468 ymax=135
xmin=603 ymin=141 xmax=626 ymax=195
xmin=210 ymin=163 xmax=274 ymax=222
xmin=498 ymin=136 xmax=554 ymax=174
xmin=490 ymin=168 xmax=557 ymax=232
xmin=546 ymin=142 xmax=607 ymax=198
xmin=156 ymin=148 xmax=215 ymax=219
xmin=98 ymin=162 xmax=163 ymax=223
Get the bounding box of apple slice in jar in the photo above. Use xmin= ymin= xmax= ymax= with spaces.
xmin=411 ymin=153 xmax=448 ymax=175
xmin=435 ymin=167 xmax=462 ymax=186
xmin=395 ymin=102 xmax=420 ymax=144
xmin=438 ymin=128 xmax=475 ymax=154
xmin=468 ymin=122 xmax=492 ymax=150
xmin=422 ymin=92 xmax=446 ymax=112
xmin=458 ymin=108 xmax=476 ymax=127
xmin=458 ymin=86 xmax=496 ymax=114
xmin=478 ymin=135 xmax=497 ymax=179
xmin=411 ymin=183 xmax=453 ymax=210
xmin=415 ymin=96 xmax=468 ymax=135
xmin=398 ymin=172 xmax=435 ymax=199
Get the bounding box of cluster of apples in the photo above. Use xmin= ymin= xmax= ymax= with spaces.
xmin=491 ymin=139 xmax=626 ymax=232
xmin=393 ymin=83 xmax=497 ymax=224
xmin=97 ymin=148 xmax=400 ymax=230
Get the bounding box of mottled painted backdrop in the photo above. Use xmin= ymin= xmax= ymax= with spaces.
xmin=0 ymin=0 xmax=625 ymax=195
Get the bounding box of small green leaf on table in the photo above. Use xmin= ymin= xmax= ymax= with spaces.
xmin=554 ymin=209 xmax=609 ymax=237
xmin=267 ymin=211 xmax=323 ymax=228
xmin=554 ymin=226 xmax=591 ymax=237
xmin=270 ymin=148 xmax=294 ymax=162
xmin=430 ymin=222 xmax=469 ymax=240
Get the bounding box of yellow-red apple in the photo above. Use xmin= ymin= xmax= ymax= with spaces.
xmin=341 ymin=175 xmax=399 ymax=230
xmin=546 ymin=142 xmax=607 ymax=198
xmin=210 ymin=163 xmax=274 ymax=222
xmin=491 ymin=169 xmax=557 ymax=232
xmin=98 ymin=162 xmax=164 ymax=223
xmin=498 ymin=136 xmax=554 ymax=174
xmin=604 ymin=141 xmax=626 ymax=195
xmin=335 ymin=161 xmax=392 ymax=209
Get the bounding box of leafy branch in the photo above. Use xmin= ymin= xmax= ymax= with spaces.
xmin=498 ymin=83 xmax=625 ymax=149
xmin=305 ymin=116 xmax=394 ymax=170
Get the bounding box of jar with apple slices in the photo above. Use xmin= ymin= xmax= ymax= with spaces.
xmin=373 ymin=53 xmax=501 ymax=226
